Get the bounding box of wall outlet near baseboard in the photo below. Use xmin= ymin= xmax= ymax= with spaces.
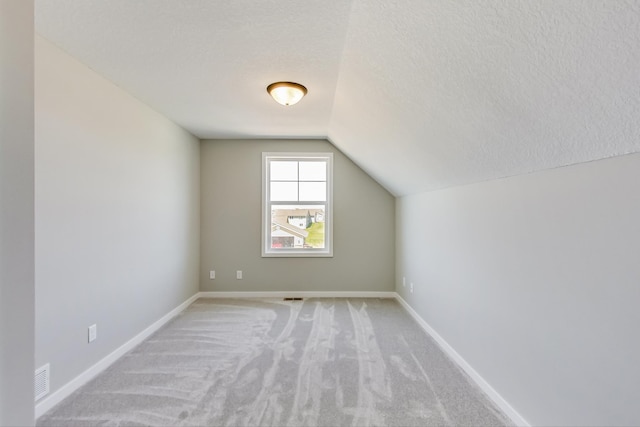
xmin=209 ymin=270 xmax=215 ymax=279
xmin=236 ymin=270 xmax=243 ymax=280
xmin=88 ymin=324 xmax=97 ymax=343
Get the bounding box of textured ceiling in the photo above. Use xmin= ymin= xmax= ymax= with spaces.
xmin=35 ymin=0 xmax=353 ymax=139
xmin=36 ymin=0 xmax=640 ymax=196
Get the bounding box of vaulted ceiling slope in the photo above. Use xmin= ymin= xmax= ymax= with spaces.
xmin=36 ymin=0 xmax=640 ymax=196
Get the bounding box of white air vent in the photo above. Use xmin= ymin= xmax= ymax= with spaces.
xmin=34 ymin=364 xmax=50 ymax=401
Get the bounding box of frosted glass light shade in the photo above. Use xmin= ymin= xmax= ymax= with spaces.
xmin=267 ymin=82 xmax=307 ymax=106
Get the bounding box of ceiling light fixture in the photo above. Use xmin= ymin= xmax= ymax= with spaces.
xmin=267 ymin=81 xmax=307 ymax=106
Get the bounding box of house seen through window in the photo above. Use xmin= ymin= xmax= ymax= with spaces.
xmin=262 ymin=153 xmax=333 ymax=257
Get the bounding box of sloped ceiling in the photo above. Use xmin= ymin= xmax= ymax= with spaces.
xmin=35 ymin=0 xmax=640 ymax=196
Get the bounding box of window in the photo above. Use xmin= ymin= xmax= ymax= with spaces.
xmin=262 ymin=152 xmax=333 ymax=257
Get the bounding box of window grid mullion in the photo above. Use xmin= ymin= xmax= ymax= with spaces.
xmin=297 ymin=161 xmax=300 ymax=202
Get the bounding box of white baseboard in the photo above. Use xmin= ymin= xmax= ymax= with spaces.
xmin=35 ymin=293 xmax=200 ymax=419
xmin=394 ymin=293 xmax=530 ymax=427
xmin=198 ymin=291 xmax=396 ymax=299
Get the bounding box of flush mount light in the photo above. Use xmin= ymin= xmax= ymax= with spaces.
xmin=267 ymin=81 xmax=307 ymax=106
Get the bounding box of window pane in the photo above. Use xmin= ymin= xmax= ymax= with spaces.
xmin=270 ymin=161 xmax=298 ymax=181
xmin=270 ymin=182 xmax=298 ymax=201
xmin=299 ymin=161 xmax=326 ymax=181
xmin=299 ymin=182 xmax=326 ymax=201
xmin=270 ymin=205 xmax=325 ymax=249
xmin=304 ymin=205 xmax=325 ymax=249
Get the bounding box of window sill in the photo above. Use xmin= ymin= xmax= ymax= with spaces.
xmin=262 ymin=250 xmax=333 ymax=258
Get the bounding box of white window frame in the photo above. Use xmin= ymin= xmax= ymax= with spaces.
xmin=262 ymin=152 xmax=333 ymax=257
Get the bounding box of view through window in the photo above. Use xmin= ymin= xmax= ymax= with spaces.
xmin=262 ymin=153 xmax=333 ymax=257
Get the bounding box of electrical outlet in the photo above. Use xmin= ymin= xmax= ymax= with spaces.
xmin=88 ymin=324 xmax=97 ymax=343
xmin=236 ymin=270 xmax=242 ymax=280
xmin=209 ymin=270 xmax=215 ymax=279
xmin=403 ymin=277 xmax=406 ymax=287
xmin=410 ymin=283 xmax=414 ymax=293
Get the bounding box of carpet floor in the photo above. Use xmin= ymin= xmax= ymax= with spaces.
xmin=37 ymin=298 xmax=511 ymax=426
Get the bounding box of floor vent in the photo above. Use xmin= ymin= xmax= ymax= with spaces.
xmin=35 ymin=363 xmax=50 ymax=401
xmin=283 ymin=297 xmax=303 ymax=301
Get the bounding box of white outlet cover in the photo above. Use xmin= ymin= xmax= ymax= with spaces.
xmin=236 ymin=270 xmax=242 ymax=280
xmin=209 ymin=270 xmax=215 ymax=279
xmin=88 ymin=324 xmax=97 ymax=343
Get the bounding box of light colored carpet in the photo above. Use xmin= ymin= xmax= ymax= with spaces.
xmin=38 ymin=298 xmax=511 ymax=426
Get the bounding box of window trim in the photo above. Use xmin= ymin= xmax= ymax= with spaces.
xmin=262 ymin=152 xmax=333 ymax=257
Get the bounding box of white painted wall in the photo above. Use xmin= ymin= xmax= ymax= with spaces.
xmin=397 ymin=153 xmax=640 ymax=426
xmin=35 ymin=36 xmax=200 ymax=397
xmin=200 ymin=139 xmax=395 ymax=292
xmin=0 ymin=1 xmax=35 ymax=425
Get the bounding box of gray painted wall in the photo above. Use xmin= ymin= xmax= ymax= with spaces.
xmin=35 ymin=37 xmax=200 ymax=396
xmin=396 ymin=152 xmax=640 ymax=426
xmin=0 ymin=1 xmax=35 ymax=425
xmin=200 ymin=139 xmax=395 ymax=292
